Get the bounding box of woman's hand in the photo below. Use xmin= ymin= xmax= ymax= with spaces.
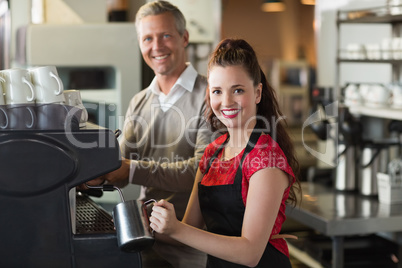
xmin=150 ymin=199 xmax=180 ymax=235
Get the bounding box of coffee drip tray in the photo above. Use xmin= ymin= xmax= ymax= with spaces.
xmin=76 ymin=194 xmax=116 ymax=234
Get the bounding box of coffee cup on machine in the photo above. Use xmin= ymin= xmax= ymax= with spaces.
xmin=0 ymin=75 xmax=7 ymax=129
xmin=36 ymin=103 xmax=76 ymax=130
xmin=0 ymin=77 xmax=6 ymax=106
xmin=6 ymin=105 xmax=36 ymax=130
xmin=0 ymin=68 xmax=35 ymax=105
xmin=63 ymin=90 xmax=88 ymax=127
xmin=29 ymin=66 xmax=65 ymax=104
xmin=0 ymin=107 xmax=8 ymax=129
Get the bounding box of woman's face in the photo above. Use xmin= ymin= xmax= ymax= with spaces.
xmin=208 ymin=65 xmax=262 ymax=130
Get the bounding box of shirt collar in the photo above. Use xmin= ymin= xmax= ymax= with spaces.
xmin=146 ymin=63 xmax=197 ymax=98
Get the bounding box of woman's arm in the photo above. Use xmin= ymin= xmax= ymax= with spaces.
xmin=150 ymin=167 xmax=289 ymax=267
xmin=152 ymin=168 xmax=206 ymax=245
xmin=181 ymin=168 xmax=205 ymax=228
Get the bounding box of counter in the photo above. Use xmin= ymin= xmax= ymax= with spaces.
xmin=286 ymin=182 xmax=402 ymax=268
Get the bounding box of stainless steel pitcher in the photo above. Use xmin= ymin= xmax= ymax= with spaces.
xmin=112 ymin=198 xmax=156 ymax=252
xmin=84 ymin=183 xmax=155 ymax=252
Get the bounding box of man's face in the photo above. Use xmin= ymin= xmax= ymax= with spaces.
xmin=138 ymin=12 xmax=189 ymax=78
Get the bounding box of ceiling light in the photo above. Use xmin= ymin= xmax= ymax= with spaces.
xmin=261 ymin=0 xmax=285 ymax=12
xmin=301 ymin=0 xmax=315 ymax=5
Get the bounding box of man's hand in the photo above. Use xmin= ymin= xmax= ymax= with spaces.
xmin=100 ymin=157 xmax=131 ymax=188
xmin=79 ymin=157 xmax=131 ymax=189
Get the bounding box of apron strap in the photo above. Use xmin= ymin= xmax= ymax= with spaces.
xmin=203 ymin=136 xmax=228 ymax=176
xmin=233 ymin=127 xmax=261 ymax=185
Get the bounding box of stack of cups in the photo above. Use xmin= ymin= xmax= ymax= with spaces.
xmin=29 ymin=66 xmax=67 ymax=130
xmin=0 ymin=66 xmax=87 ymax=130
xmin=0 ymin=68 xmax=37 ymax=129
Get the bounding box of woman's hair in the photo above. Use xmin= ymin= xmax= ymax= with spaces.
xmin=135 ymin=0 xmax=186 ymax=37
xmin=205 ymin=38 xmax=301 ymax=205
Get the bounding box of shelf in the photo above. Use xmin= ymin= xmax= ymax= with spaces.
xmin=337 ymin=58 xmax=402 ymax=64
xmin=337 ymin=6 xmax=402 ymax=24
xmin=348 ymin=105 xmax=402 ymax=120
xmin=338 ymin=13 xmax=402 ymax=24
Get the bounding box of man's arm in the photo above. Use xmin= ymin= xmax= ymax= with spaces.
xmin=130 ymin=119 xmax=212 ymax=192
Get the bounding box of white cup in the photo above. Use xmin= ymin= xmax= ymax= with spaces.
xmin=29 ymin=66 xmax=65 ymax=104
xmin=390 ymin=0 xmax=402 ymax=15
xmin=0 ymin=77 xmax=6 ymax=105
xmin=346 ymin=43 xmax=366 ymax=59
xmin=0 ymin=68 xmax=35 ymax=105
xmin=392 ymin=38 xmax=402 ymax=59
xmin=390 ymin=84 xmax=402 ymax=107
xmin=364 ymin=84 xmax=391 ymax=107
xmin=344 ymin=84 xmax=362 ymax=106
xmin=382 ymin=38 xmax=393 ymax=60
xmin=0 ymin=107 xmax=8 ymax=129
xmin=365 ymin=44 xmax=381 ymax=60
xmin=63 ymin=89 xmax=88 ymax=127
xmin=6 ymin=105 xmax=36 ymax=129
xmin=359 ymin=84 xmax=371 ymax=98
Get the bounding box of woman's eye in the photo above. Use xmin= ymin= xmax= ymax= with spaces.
xmin=234 ymin=88 xmax=244 ymax=94
xmin=212 ymin=90 xmax=221 ymax=95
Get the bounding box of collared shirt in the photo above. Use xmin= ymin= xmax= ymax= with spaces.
xmin=146 ymin=63 xmax=198 ymax=112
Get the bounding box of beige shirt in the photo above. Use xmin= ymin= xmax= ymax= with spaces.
xmin=120 ymin=65 xmax=212 ymax=220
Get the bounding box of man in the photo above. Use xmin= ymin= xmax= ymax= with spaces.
xmin=98 ymin=1 xmax=211 ymax=267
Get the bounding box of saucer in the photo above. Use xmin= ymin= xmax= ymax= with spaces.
xmin=392 ymin=103 xmax=402 ymax=109
xmin=345 ymin=99 xmax=363 ymax=106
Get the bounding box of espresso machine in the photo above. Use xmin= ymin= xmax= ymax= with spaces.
xmin=0 ymin=110 xmax=141 ymax=267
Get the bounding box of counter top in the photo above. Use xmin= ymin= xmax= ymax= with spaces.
xmin=286 ymin=182 xmax=402 ymax=267
xmin=286 ymin=182 xmax=402 ymax=236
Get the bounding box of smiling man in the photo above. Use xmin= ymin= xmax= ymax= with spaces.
xmin=97 ymin=1 xmax=211 ymax=267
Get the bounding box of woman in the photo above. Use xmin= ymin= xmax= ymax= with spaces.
xmin=150 ymin=38 xmax=301 ymax=267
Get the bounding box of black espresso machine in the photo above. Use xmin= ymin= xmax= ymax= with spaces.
xmin=0 ymin=104 xmax=141 ymax=267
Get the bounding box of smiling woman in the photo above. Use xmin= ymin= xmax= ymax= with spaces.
xmin=149 ymin=38 xmax=301 ymax=268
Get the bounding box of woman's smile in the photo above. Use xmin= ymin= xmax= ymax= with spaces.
xmin=221 ymin=109 xmax=241 ymax=118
